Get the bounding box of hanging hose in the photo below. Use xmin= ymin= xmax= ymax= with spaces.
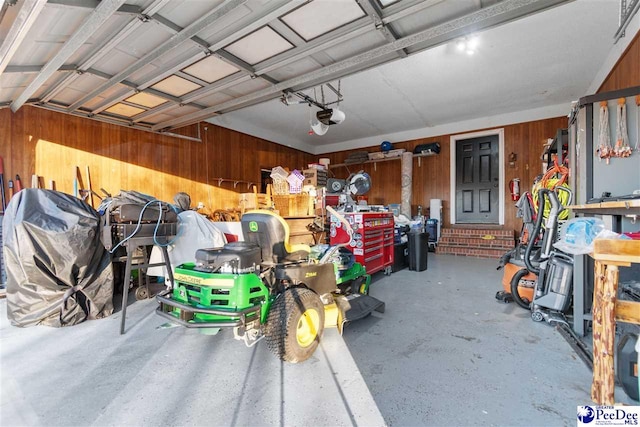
xmin=524 ymin=188 xmax=549 ymax=275
xmin=532 ymin=159 xmax=571 ymax=220
xmin=510 ymin=268 xmax=533 ymax=309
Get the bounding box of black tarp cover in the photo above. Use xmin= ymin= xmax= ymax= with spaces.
xmin=3 ymin=189 xmax=114 ymax=327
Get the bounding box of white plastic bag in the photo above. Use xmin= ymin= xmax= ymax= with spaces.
xmin=554 ymin=217 xmax=605 ymax=254
xmin=148 ymin=211 xmax=227 ymax=280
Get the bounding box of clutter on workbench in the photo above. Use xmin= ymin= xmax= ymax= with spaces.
xmin=98 ymin=190 xmax=178 ymax=253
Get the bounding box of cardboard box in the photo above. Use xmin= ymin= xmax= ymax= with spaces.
xmin=303 ymin=169 xmax=327 ymax=187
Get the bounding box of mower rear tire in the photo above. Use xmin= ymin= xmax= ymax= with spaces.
xmin=264 ymin=288 xmax=325 ymax=363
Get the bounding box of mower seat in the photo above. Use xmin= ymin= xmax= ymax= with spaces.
xmin=241 ymin=210 xmax=310 ymax=264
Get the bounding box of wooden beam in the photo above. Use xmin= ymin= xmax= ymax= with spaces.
xmin=615 ymin=300 xmax=640 ymax=325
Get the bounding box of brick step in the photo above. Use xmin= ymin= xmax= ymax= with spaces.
xmin=435 ymin=246 xmax=505 ymax=259
xmin=436 ymin=227 xmax=515 ymax=259
xmin=440 ymin=228 xmax=514 ymax=240
xmin=438 ymin=237 xmax=514 ymax=250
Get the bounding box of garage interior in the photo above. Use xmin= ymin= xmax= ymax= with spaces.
xmin=1 ymin=0 xmax=640 ymax=425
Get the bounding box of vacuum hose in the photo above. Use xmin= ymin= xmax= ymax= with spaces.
xmin=524 ymin=188 xmax=550 ymax=275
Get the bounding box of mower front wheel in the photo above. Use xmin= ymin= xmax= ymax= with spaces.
xmin=350 ymin=276 xmax=369 ymax=295
xmin=264 ymin=288 xmax=325 ymax=363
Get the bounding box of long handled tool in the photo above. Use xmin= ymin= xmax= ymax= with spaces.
xmin=0 ymin=156 xmax=6 ymax=212
xmin=85 ymin=166 xmax=94 ymax=208
xmin=14 ymin=174 xmax=23 ymax=192
xmin=73 ymin=166 xmax=79 ymax=198
xmin=31 ymin=174 xmax=41 ymax=189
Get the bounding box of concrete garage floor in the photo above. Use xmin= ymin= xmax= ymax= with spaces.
xmin=0 ymin=254 xmax=628 ymax=426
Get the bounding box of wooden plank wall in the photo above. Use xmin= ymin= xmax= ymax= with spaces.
xmin=597 ymin=29 xmax=640 ymax=93
xmin=1 ymin=28 xmax=637 ymax=236
xmin=321 ymin=28 xmax=640 ymax=235
xmin=323 ymin=116 xmax=568 ymax=234
xmin=0 ymin=106 xmax=314 ymax=211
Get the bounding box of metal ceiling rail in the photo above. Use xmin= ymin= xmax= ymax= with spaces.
xmin=149 ymin=12 xmax=279 ymax=85
xmin=135 ymin=0 xmax=451 ymax=122
xmin=268 ymin=19 xmax=306 ymax=45
xmin=80 ymin=68 xmax=206 ymax=114
xmin=359 ymin=0 xmax=408 ymax=58
xmin=38 ymin=0 xmax=172 ymax=103
xmin=152 ymin=0 xmax=571 ymax=131
xmin=46 ymin=0 xmax=141 ymax=15
xmin=256 ymin=0 xmax=449 ymax=75
xmin=214 ymin=49 xmax=278 ymax=84
xmin=0 ymin=0 xmax=47 ymax=76
xmin=130 ymin=18 xmax=374 ymax=122
xmin=380 ymin=0 xmax=444 ymax=24
xmin=85 ymin=0 xmax=306 ymax=120
xmin=85 ymin=48 xmax=207 ymax=114
xmin=614 ymin=0 xmax=640 ymax=42
xmin=130 ymin=74 xmax=250 ymax=123
xmin=65 ymin=0 xmax=249 ymax=113
xmin=174 ymin=71 xmax=210 ymax=88
xmin=69 ymin=0 xmax=304 ymax=115
xmin=255 ymin=18 xmax=372 ymax=75
xmin=31 ymin=102 xmax=203 ymax=142
xmin=4 ymin=64 xmax=77 ymax=73
xmin=76 ymin=0 xmax=306 ymax=120
xmin=10 ymin=0 xmax=128 ymax=112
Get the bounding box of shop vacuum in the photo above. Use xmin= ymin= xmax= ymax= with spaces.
xmin=520 ymin=188 xmax=597 ymax=370
xmin=524 ymin=188 xmax=573 ymax=325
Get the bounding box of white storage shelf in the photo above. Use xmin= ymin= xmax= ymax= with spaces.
xmin=329 ymin=151 xmax=437 ymax=169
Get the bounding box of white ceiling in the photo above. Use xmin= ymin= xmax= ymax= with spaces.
xmin=209 ymin=0 xmax=638 ymax=154
xmin=0 ymin=0 xmax=637 ymax=154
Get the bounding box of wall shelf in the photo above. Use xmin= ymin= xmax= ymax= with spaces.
xmin=329 ymin=151 xmax=438 ymax=170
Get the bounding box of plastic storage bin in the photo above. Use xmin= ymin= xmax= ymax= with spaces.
xmin=426 ymin=219 xmax=438 ymax=242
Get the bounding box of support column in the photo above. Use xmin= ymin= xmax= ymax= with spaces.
xmin=401 ymin=152 xmax=413 ymax=217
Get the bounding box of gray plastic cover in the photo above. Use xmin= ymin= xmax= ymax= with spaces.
xmin=2 ymin=189 xmax=114 ymax=327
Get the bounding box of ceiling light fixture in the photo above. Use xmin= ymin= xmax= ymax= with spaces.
xmin=455 ymin=35 xmax=479 ymax=55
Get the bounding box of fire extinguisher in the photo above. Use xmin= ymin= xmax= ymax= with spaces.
xmin=509 ymin=178 xmax=520 ymax=201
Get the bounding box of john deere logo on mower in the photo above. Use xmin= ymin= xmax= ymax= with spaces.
xmin=249 ymin=221 xmax=258 ymax=232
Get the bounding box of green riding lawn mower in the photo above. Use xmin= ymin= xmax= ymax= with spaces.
xmin=156 ymin=206 xmax=385 ymax=363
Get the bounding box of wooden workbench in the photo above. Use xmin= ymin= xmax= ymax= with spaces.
xmin=568 ymin=199 xmax=640 ymax=336
xmin=590 ymin=239 xmax=640 ymax=405
xmin=569 ymin=199 xmax=640 ymax=216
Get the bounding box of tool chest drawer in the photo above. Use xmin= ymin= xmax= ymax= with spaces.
xmin=330 ymin=212 xmax=394 ymax=275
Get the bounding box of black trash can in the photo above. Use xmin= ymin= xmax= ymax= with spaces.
xmin=408 ymin=232 xmax=429 ymax=271
xmin=392 ymin=242 xmax=409 ymax=272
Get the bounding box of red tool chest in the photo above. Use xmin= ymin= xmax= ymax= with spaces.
xmin=330 ymin=211 xmax=394 ymax=275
